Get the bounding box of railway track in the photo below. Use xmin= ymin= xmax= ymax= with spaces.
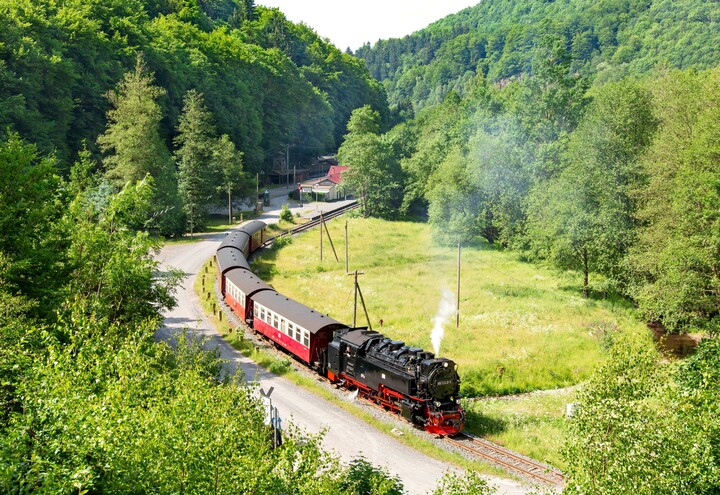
xmin=446 ymin=433 xmax=565 ymax=487
xmin=260 ymin=201 xmax=359 ymax=248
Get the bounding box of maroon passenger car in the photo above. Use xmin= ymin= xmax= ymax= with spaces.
xmin=251 ymin=291 xmax=349 ymax=368
xmin=224 ymin=268 xmax=273 ymax=324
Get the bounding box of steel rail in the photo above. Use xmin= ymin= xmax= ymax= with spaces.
xmin=260 ymin=201 xmax=359 ymax=248
xmin=446 ymin=433 xmax=565 ymax=486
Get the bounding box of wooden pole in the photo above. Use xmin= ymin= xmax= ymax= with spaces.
xmin=228 ymin=185 xmax=232 ymax=225
xmin=323 ymin=216 xmax=339 ymax=262
xmin=353 ymin=270 xmax=358 ymax=327
xmin=456 ymin=243 xmax=461 ymax=328
xmin=347 ymin=270 xmax=366 ymax=328
xmin=320 ymin=212 xmax=323 ymax=261
xmin=356 ymin=280 xmax=373 ymax=331
xmin=345 ymin=220 xmax=349 ymax=274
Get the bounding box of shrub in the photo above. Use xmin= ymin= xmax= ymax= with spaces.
xmin=280 ymin=204 xmax=294 ymax=223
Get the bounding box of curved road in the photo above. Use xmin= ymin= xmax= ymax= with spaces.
xmin=156 ymin=199 xmax=529 ymax=495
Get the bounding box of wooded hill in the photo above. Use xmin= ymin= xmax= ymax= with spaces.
xmin=0 ymin=0 xmax=388 ymax=170
xmin=356 ymin=0 xmax=720 ymax=110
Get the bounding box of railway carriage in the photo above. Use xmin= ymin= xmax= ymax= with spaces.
xmin=252 ymin=291 xmax=349 ymax=368
xmin=225 ymin=268 xmax=273 ymax=324
xmin=238 ymin=220 xmax=266 ymax=253
xmin=215 ymin=247 xmax=250 ymax=295
xmin=218 ymin=230 xmax=250 ymax=254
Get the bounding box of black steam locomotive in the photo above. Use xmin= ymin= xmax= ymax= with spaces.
xmin=327 ymin=328 xmax=464 ymax=435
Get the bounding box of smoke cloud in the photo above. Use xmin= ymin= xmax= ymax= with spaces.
xmin=431 ymin=288 xmax=456 ymax=357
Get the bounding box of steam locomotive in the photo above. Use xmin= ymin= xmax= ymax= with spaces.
xmin=216 ymin=220 xmax=464 ymax=436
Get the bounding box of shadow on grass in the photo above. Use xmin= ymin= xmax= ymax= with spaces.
xmin=463 ymin=409 xmax=507 ymax=436
xmin=556 ymin=282 xmax=636 ymax=309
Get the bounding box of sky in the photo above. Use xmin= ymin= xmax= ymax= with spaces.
xmin=256 ymin=1 xmax=480 ymax=51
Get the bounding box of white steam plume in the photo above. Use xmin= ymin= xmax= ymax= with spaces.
xmin=431 ymin=288 xmax=456 ymax=357
xmin=347 ymin=389 xmax=359 ymax=401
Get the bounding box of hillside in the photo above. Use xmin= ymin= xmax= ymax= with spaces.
xmin=0 ymin=0 xmax=388 ymax=170
xmin=355 ymin=0 xmax=720 ymax=110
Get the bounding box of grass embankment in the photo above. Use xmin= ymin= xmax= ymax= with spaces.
xmin=250 ymin=216 xmax=647 ymax=468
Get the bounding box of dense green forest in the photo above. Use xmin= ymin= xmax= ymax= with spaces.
xmin=0 ymin=0 xmax=388 ymax=204
xmin=356 ymin=0 xmax=720 ymax=110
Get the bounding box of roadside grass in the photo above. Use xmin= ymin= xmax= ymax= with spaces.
xmin=192 ymin=258 xmax=514 ymax=479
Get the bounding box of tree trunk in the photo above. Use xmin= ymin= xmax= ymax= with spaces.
xmin=227 ymin=186 xmax=232 ymax=225
xmin=583 ymin=246 xmax=589 ymax=298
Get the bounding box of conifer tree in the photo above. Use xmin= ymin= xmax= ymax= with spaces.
xmin=213 ymin=134 xmax=244 ymax=225
xmin=175 ymin=90 xmax=222 ymax=235
xmin=97 ymin=54 xmax=182 ymax=236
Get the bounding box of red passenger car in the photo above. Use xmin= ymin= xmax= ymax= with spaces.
xmin=215 ymin=247 xmax=250 ymax=295
xmin=238 ymin=220 xmax=266 ymax=254
xmin=224 ymin=268 xmax=273 ymax=325
xmin=251 ymin=291 xmax=349 ymax=368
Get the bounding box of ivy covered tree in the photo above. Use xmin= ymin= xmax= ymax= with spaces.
xmin=0 ymin=132 xmax=69 ymax=316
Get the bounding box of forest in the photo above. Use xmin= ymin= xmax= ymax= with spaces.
xmin=356 ymin=0 xmax=720 ymax=111
xmin=2 ymin=0 xmax=720 ymax=493
xmin=0 ymin=0 xmax=388 ymax=233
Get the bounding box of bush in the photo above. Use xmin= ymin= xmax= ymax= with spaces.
xmin=280 ymin=204 xmax=294 ymax=223
xmin=273 ymin=235 xmax=293 ymax=249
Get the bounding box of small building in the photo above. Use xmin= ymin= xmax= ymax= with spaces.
xmin=298 ymin=165 xmax=349 ymax=201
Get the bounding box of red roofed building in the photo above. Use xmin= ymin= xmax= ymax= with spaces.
xmin=327 ymin=165 xmax=348 ymax=184
xmin=299 ymin=165 xmax=350 ymax=201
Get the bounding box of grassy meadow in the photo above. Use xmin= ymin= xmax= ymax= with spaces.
xmin=252 ymin=216 xmax=646 ymax=397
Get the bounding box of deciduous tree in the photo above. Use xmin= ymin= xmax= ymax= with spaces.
xmin=338 ymin=106 xmax=403 ymax=218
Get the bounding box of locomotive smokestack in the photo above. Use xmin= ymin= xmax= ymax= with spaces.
xmin=431 ymin=288 xmax=456 ymax=357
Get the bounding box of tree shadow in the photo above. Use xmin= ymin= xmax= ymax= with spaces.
xmin=464 ymin=408 xmax=507 ymax=436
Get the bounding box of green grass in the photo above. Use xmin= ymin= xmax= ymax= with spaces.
xmin=250 ymin=217 xmax=649 ymax=468
xmin=463 ymin=389 xmax=576 ymax=469
xmin=252 ymin=217 xmax=645 ymax=397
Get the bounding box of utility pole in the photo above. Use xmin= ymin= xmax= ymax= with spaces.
xmin=348 ymin=270 xmax=363 ymax=327
xmin=456 ymin=244 xmax=461 ymax=328
xmin=227 ymin=183 xmax=232 ymax=225
xmin=345 ymin=220 xmax=349 ymax=274
xmin=320 ymin=213 xmax=323 ymax=261
xmin=322 ymin=213 xmax=339 ymax=262
xmin=286 ymin=144 xmax=290 ymax=185
xmin=347 ymin=270 xmax=371 ymax=330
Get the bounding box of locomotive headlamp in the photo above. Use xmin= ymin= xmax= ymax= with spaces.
xmin=443 ymin=362 xmax=448 ymax=367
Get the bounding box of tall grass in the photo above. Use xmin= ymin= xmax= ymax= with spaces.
xmin=252 ymin=217 xmax=646 ymax=397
